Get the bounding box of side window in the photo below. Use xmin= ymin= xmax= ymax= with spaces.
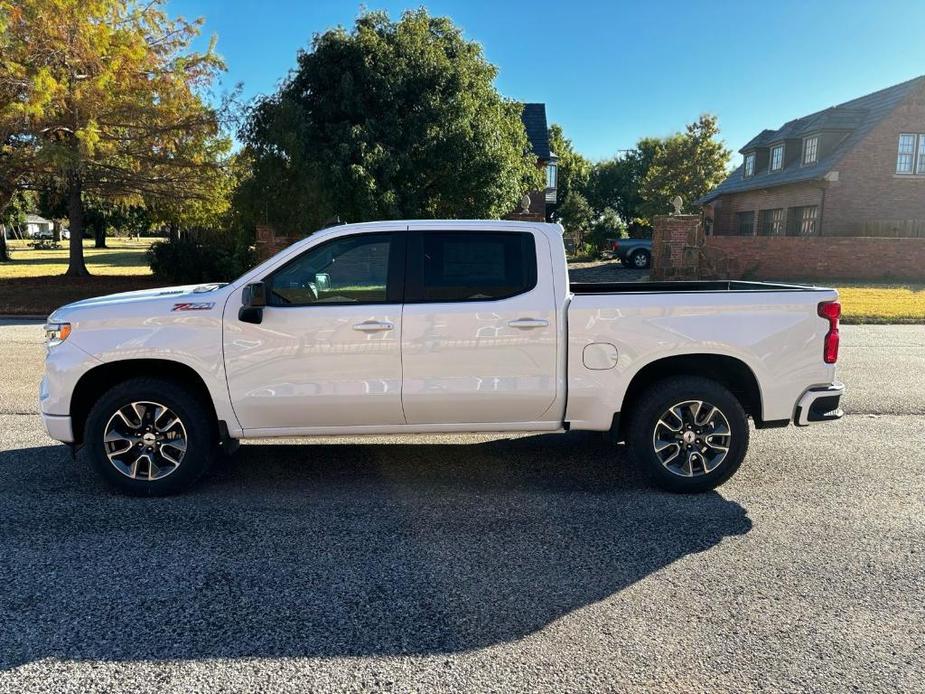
xmin=267 ymin=233 xmax=394 ymax=306
xmin=408 ymin=231 xmax=537 ymax=302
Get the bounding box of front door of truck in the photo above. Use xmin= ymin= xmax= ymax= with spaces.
xmin=223 ymin=230 xmax=406 ymax=431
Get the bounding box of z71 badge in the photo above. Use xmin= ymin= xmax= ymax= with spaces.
xmin=172 ymin=302 xmax=215 ymax=312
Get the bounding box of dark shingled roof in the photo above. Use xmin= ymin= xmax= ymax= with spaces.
xmin=699 ymin=75 xmax=925 ymax=204
xmin=521 ymin=103 xmax=551 ymax=160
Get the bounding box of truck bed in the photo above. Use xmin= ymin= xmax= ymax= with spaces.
xmin=563 ymin=280 xmax=839 ymax=431
xmin=569 ymin=280 xmax=829 ymax=294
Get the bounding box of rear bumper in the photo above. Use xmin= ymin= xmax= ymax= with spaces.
xmin=41 ymin=412 xmax=75 ymax=443
xmin=794 ymin=382 xmax=845 ymax=426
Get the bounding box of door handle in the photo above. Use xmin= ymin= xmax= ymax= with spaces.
xmin=507 ymin=318 xmax=549 ymax=329
xmin=353 ymin=320 xmax=394 ymax=332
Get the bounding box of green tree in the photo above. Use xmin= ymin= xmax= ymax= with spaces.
xmin=587 ymin=206 xmax=626 ymax=249
xmin=546 ymin=123 xmax=594 ymax=243
xmin=547 ymin=123 xmax=591 ymax=207
xmin=1 ymin=0 xmax=229 ymax=276
xmin=639 ymin=114 xmax=730 ymax=219
xmin=84 ymin=198 xmax=151 ymax=244
xmin=587 ymin=137 xmax=661 ymax=227
xmin=0 ymin=190 xmax=34 ymax=260
xmin=238 ymin=9 xmax=542 ymax=234
xmin=557 ymin=190 xmax=595 ymax=246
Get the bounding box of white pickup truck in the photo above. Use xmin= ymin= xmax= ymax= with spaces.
xmin=40 ymin=220 xmax=844 ymax=495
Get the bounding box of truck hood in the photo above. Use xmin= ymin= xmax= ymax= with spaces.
xmin=48 ymin=283 xmax=229 ymax=322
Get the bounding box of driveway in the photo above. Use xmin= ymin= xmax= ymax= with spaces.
xmin=0 ymin=320 xmax=923 ymax=693
xmin=568 ymin=258 xmax=649 ymax=282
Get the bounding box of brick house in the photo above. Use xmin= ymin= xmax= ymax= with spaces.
xmin=510 ymin=103 xmax=558 ymax=221
xmin=700 ymin=75 xmax=925 ymax=238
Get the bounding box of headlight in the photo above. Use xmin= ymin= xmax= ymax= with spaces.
xmin=44 ymin=322 xmax=72 ymax=347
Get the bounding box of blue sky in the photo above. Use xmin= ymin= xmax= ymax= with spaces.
xmin=173 ymin=0 xmax=925 ymax=165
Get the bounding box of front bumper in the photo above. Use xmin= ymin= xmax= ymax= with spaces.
xmin=41 ymin=412 xmax=75 ymax=443
xmin=794 ymin=382 xmax=845 ymax=426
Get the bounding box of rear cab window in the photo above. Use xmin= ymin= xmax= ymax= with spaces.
xmin=406 ymin=231 xmax=537 ymax=303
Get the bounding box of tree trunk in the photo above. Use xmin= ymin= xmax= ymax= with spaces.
xmin=0 ymin=187 xmax=13 ymax=262
xmin=53 ymin=220 xmax=61 ymax=243
xmin=0 ymin=224 xmax=9 ymax=262
xmin=94 ymin=222 xmax=106 ymax=248
xmin=168 ymin=223 xmax=179 ymax=242
xmin=65 ymin=172 xmax=90 ymax=278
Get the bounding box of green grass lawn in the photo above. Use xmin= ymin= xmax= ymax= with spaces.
xmin=0 ymin=238 xmax=160 ymax=316
xmin=829 ymin=282 xmax=925 ymax=324
xmin=1 ymin=238 xmax=155 ymax=278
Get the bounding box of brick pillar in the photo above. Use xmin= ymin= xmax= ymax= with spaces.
xmin=651 ymin=214 xmax=703 ymax=280
xmin=255 ymin=225 xmax=301 ymax=261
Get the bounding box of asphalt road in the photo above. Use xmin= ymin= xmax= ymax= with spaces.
xmin=1 ymin=321 xmax=923 ymax=692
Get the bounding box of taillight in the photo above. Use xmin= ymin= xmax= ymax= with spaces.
xmin=818 ymin=301 xmax=841 ymax=364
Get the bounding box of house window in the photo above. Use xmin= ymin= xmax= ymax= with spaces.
xmin=735 ymin=211 xmax=755 ymax=236
xmin=770 ymin=144 xmax=784 ymax=171
xmin=786 ymin=206 xmax=819 ymax=236
xmin=743 ymin=153 xmax=755 ymax=177
xmin=896 ymin=134 xmax=920 ymax=174
xmin=918 ymin=136 xmax=925 ymax=175
xmin=803 ymin=136 xmax=819 ymax=165
xmin=759 ymin=208 xmax=785 ymax=236
xmin=799 ymin=206 xmax=818 ymax=235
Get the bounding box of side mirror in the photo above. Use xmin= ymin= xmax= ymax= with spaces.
xmin=239 ymin=282 xmax=266 ymax=324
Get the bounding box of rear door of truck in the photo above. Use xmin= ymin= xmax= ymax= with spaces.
xmin=399 ymin=226 xmax=560 ymax=426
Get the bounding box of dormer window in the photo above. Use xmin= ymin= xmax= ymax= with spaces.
xmin=770 ymin=144 xmax=784 ymax=171
xmin=803 ymin=136 xmax=819 ymax=165
xmin=743 ymin=153 xmax=755 ymax=177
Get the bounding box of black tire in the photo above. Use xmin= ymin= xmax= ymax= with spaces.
xmin=84 ymin=378 xmax=216 ymax=496
xmin=628 ymin=249 xmax=651 ymax=269
xmin=626 ymin=376 xmax=749 ymax=493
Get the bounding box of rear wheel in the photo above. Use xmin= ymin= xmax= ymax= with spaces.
xmin=84 ymin=378 xmax=216 ymax=496
xmin=628 ymin=249 xmax=650 ymax=269
xmin=627 ymin=377 xmax=748 ymax=492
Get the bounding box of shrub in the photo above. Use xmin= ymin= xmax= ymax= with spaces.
xmin=578 ymin=242 xmax=601 ymax=260
xmin=146 ymin=230 xmax=255 ymax=284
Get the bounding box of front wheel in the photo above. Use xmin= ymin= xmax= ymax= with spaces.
xmin=84 ymin=378 xmax=216 ymax=496
xmin=626 ymin=377 xmax=749 ymax=493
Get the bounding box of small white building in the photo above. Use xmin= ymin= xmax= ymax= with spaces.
xmin=24 ymin=214 xmax=53 ymax=238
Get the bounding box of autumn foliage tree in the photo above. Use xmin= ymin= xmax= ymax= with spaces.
xmin=0 ymin=0 xmax=229 ymax=274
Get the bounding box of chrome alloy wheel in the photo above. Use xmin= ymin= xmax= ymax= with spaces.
xmin=103 ymin=401 xmax=188 ymax=481
xmin=652 ymin=400 xmax=731 ymax=478
xmin=633 ymin=252 xmax=648 ymax=268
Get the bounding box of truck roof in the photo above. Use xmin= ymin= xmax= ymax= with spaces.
xmin=327 ymin=219 xmax=562 ymax=233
